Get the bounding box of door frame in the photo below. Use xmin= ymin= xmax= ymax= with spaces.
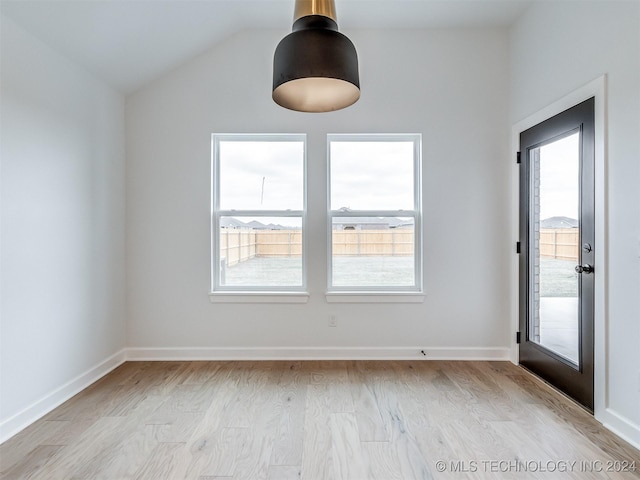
xmin=519 ymin=98 xmax=595 ymax=410
xmin=510 ymin=76 xmax=607 ymax=417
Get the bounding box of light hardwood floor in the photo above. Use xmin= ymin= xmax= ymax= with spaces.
xmin=1 ymin=361 xmax=639 ymax=479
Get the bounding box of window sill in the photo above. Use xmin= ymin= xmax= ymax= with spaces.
xmin=209 ymin=292 xmax=310 ymax=304
xmin=325 ymin=292 xmax=425 ymax=303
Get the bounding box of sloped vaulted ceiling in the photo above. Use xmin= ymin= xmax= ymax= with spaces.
xmin=0 ymin=0 xmax=531 ymax=94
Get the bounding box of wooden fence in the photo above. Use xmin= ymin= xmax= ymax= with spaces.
xmin=540 ymin=228 xmax=579 ymax=261
xmin=220 ymin=228 xmax=413 ymax=265
xmin=332 ymin=229 xmax=413 ymax=256
xmin=219 ymin=228 xmax=257 ymax=266
xmin=220 ymin=227 xmax=577 ymax=265
xmin=256 ymin=230 xmax=303 ymax=257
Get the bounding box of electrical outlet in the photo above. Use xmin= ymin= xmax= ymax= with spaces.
xmin=328 ymin=314 xmax=337 ymax=327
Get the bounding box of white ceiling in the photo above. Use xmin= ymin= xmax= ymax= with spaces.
xmin=0 ymin=0 xmax=532 ymax=94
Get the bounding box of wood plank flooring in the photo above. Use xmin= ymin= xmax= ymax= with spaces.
xmin=1 ymin=361 xmax=639 ymax=479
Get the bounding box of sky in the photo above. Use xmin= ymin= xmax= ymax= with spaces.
xmin=219 ymin=140 xmax=304 ymax=211
xmin=217 ymin=138 xmax=416 ymax=228
xmin=538 ymin=132 xmax=580 ymax=221
xmin=330 ymin=141 xmax=415 ymax=211
xmin=218 ymin=135 xmax=578 ymax=226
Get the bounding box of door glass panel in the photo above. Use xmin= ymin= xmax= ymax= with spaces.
xmin=529 ymin=132 xmax=580 ymax=365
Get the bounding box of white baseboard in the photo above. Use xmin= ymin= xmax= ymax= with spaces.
xmin=0 ymin=349 xmax=127 ymax=444
xmin=125 ymin=346 xmax=511 ymax=361
xmin=4 ymin=346 xmax=636 ymax=453
xmin=598 ymin=408 xmax=640 ymax=451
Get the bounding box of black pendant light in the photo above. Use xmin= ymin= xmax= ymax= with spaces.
xmin=272 ymin=0 xmax=360 ymax=113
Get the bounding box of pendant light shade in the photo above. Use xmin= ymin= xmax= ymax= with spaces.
xmin=273 ymin=0 xmax=360 ymax=113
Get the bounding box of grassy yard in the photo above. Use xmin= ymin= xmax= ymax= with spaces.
xmin=222 ymin=256 xmax=414 ymax=287
xmin=222 ymin=255 xmax=577 ymax=295
xmin=540 ymin=258 xmax=578 ymax=297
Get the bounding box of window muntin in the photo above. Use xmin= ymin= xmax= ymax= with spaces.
xmin=328 ymin=134 xmax=422 ymax=291
xmin=212 ymin=134 xmax=306 ymax=291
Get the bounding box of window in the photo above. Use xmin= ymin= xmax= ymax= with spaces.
xmin=211 ymin=134 xmax=306 ymax=293
xmin=328 ymin=134 xmax=422 ymax=292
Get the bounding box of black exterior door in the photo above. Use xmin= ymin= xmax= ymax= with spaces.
xmin=519 ymin=98 xmax=595 ymax=410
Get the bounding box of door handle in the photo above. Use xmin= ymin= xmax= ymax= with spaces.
xmin=575 ymin=264 xmax=594 ymax=274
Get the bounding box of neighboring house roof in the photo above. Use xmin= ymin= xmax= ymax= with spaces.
xmin=221 ymin=208 xmax=412 ymax=230
xmin=219 ymin=218 xmax=289 ymax=230
xmin=219 ymin=217 xmax=247 ymax=228
xmin=541 ymin=216 xmax=578 ymax=228
xmin=333 ymin=207 xmax=412 ymax=228
xmin=332 ymin=217 xmax=410 ymax=228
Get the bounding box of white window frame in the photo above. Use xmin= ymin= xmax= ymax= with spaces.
xmin=210 ymin=134 xmax=308 ymax=302
xmin=326 ymin=133 xmax=423 ymax=299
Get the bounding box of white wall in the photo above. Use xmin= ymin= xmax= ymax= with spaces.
xmin=2 ymin=0 xmax=636 ymax=448
xmin=125 ymin=28 xmax=511 ymax=356
xmin=0 ymin=16 xmax=126 ymax=439
xmin=510 ymin=1 xmax=640 ymax=444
